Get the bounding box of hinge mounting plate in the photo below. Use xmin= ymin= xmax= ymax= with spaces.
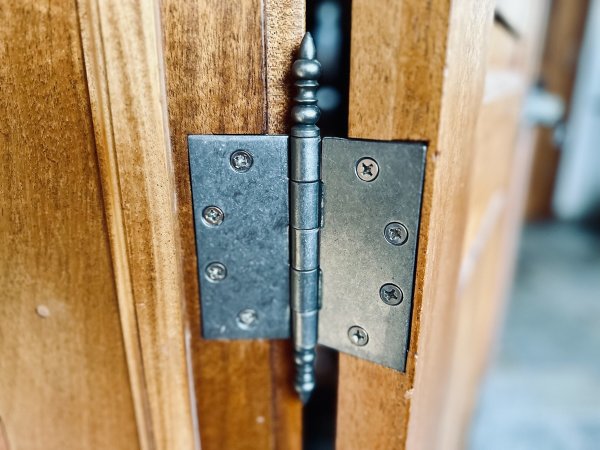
xmin=319 ymin=137 xmax=426 ymax=371
xmin=188 ymin=33 xmax=426 ymax=400
xmin=189 ymin=135 xmax=291 ymax=339
xmin=188 ymin=134 xmax=427 ymax=370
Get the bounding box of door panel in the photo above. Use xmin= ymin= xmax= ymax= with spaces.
xmin=336 ymin=1 xmax=549 ymax=449
xmin=439 ymin=7 xmax=550 ymax=449
xmin=1 ymin=0 xmax=556 ymax=448
xmin=0 ymin=1 xmax=140 ymax=448
xmin=336 ymin=1 xmax=495 ymax=449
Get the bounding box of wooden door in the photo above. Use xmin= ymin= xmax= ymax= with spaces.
xmin=0 ymin=0 xmax=551 ymax=449
xmin=335 ymin=1 xmax=550 ymax=449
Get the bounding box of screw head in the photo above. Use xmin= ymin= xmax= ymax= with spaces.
xmin=356 ymin=157 xmax=379 ymax=182
xmin=379 ymin=283 xmax=403 ymax=306
xmin=384 ymin=222 xmax=408 ymax=246
xmin=205 ymin=262 xmax=227 ymax=282
xmin=236 ymin=309 xmax=258 ymax=330
xmin=348 ymin=325 xmax=369 ymax=346
xmin=202 ymin=205 xmax=224 ymax=226
xmin=230 ymin=150 xmax=253 ymax=172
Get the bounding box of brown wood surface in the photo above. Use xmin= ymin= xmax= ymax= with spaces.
xmin=161 ymin=1 xmax=304 ymax=448
xmin=439 ymin=9 xmax=550 ymax=446
xmin=0 ymin=1 xmax=140 ymax=449
xmin=77 ymin=1 xmax=198 ymax=449
xmin=336 ymin=1 xmax=495 ymax=449
xmin=461 ymin=23 xmax=526 ymax=258
xmin=526 ymin=0 xmax=590 ymax=218
xmin=0 ymin=417 xmax=8 ymax=450
xmin=0 ymin=417 xmax=10 ymax=450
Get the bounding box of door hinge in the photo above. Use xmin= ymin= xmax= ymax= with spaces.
xmin=188 ymin=33 xmax=426 ymax=402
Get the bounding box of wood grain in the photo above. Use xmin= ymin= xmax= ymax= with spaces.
xmin=265 ymin=5 xmax=305 ymax=449
xmin=77 ymin=1 xmax=198 ymax=449
xmin=0 ymin=417 xmax=8 ymax=450
xmin=0 ymin=1 xmax=139 ymax=449
xmin=436 ymin=6 xmax=551 ymax=449
xmin=336 ymin=1 xmax=495 ymax=449
xmin=160 ymin=1 xmax=304 ymax=448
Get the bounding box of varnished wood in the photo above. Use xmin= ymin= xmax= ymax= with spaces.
xmin=462 ymin=23 xmax=525 ymax=257
xmin=0 ymin=1 xmax=139 ymax=449
xmin=77 ymin=1 xmax=198 ymax=449
xmin=0 ymin=417 xmax=8 ymax=450
xmin=337 ymin=1 xmax=495 ymax=449
xmin=161 ymin=1 xmax=304 ymax=448
xmin=434 ymin=5 xmax=551 ymax=449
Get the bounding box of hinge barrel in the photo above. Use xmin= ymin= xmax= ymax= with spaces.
xmin=290 ymin=182 xmax=320 ymax=229
xmin=290 ymin=228 xmax=319 ymax=270
xmin=289 ymin=32 xmax=321 ymax=403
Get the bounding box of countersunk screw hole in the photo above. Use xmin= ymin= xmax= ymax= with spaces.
xmin=379 ymin=283 xmax=403 ymax=306
xmin=205 ymin=262 xmax=227 ymax=282
xmin=348 ymin=325 xmax=369 ymax=346
xmin=237 ymin=309 xmax=258 ymax=330
xmin=355 ymin=157 xmax=379 ymax=182
xmin=230 ymin=150 xmax=254 ymax=173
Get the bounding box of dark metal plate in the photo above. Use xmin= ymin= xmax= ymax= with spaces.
xmin=188 ymin=135 xmax=290 ymax=339
xmin=318 ymin=137 xmax=427 ymax=371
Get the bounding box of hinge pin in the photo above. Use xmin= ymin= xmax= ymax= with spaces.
xmin=289 ymin=32 xmax=322 ymax=404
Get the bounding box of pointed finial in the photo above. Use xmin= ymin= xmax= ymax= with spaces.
xmin=299 ymin=32 xmax=317 ymax=60
xmin=294 ymin=348 xmax=316 ymax=404
xmin=291 ymin=32 xmax=321 ymax=138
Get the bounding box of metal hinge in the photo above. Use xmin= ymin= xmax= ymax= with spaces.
xmin=188 ymin=33 xmax=426 ymax=402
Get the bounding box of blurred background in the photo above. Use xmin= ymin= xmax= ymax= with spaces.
xmin=470 ymin=0 xmax=600 ymax=448
xmin=305 ymin=0 xmax=600 ymax=448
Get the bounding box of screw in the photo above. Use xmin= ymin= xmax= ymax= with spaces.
xmin=348 ymin=325 xmax=369 ymax=346
xmin=237 ymin=309 xmax=258 ymax=330
xmin=379 ymin=283 xmax=403 ymax=306
xmin=356 ymin=157 xmax=379 ymax=182
xmin=384 ymin=222 xmax=408 ymax=246
xmin=230 ymin=150 xmax=253 ymax=172
xmin=202 ymin=205 xmax=224 ymax=226
xmin=205 ymin=262 xmax=227 ymax=282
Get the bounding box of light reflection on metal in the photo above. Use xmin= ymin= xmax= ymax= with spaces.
xmin=289 ymin=32 xmax=322 ymax=404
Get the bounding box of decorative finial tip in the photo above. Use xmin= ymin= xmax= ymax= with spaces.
xmin=298 ymin=389 xmax=312 ymax=405
xmin=299 ymin=32 xmax=317 ymax=60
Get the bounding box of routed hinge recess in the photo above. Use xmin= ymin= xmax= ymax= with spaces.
xmin=188 ymin=33 xmax=426 ymax=402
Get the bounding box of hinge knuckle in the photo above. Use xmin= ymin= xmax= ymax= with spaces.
xmin=289 ymin=32 xmax=322 ymax=403
xmin=292 ymin=310 xmax=318 ymax=349
xmin=290 ymin=181 xmax=320 ymax=229
xmin=290 ymin=136 xmax=320 ymax=182
xmin=290 ymin=269 xmax=320 ymax=311
xmin=290 ymin=228 xmax=319 ymax=271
